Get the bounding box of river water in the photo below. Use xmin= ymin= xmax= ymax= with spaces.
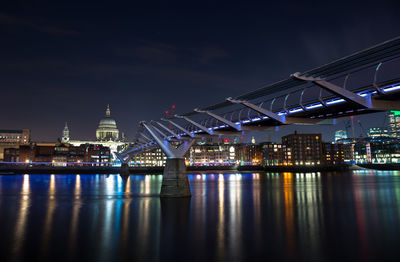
xmin=0 ymin=170 xmax=400 ymax=261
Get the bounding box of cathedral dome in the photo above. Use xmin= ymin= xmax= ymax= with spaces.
xmin=98 ymin=118 xmax=117 ymax=128
xmin=96 ymin=105 xmax=120 ymax=141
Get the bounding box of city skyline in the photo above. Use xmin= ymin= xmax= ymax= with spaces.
xmin=1 ymin=1 xmax=400 ymax=141
xmin=15 ymin=107 xmax=391 ymax=144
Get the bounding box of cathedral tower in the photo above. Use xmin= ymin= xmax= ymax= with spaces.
xmin=62 ymin=122 xmax=70 ymax=143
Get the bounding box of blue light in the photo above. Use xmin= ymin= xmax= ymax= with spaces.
xmin=383 ymin=84 xmax=400 ymax=92
xmin=326 ymin=99 xmax=345 ymax=105
xmin=289 ymin=108 xmax=303 ymax=113
xmin=306 ymin=103 xmax=323 ymax=110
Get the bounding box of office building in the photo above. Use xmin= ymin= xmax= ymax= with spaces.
xmin=0 ymin=129 xmax=30 ymax=160
xmin=335 ymin=130 xmax=348 ymax=142
xmin=367 ymin=127 xmax=389 ymax=138
xmin=282 ymin=132 xmax=323 ymax=165
xmin=388 ymin=111 xmax=400 ymax=138
xmin=236 ymin=143 xmax=263 ymax=165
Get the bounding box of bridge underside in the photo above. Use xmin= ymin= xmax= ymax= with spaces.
xmin=178 ymin=79 xmax=400 ymax=136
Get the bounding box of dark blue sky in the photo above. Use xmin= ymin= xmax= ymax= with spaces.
xmin=1 ymin=1 xmax=399 ymax=142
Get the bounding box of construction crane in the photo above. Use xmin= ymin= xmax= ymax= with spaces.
xmin=357 ymin=119 xmax=367 ymax=141
xmin=344 ymin=120 xmax=352 ymax=139
xmin=164 ymin=105 xmax=176 ymax=129
xmin=349 ymin=116 xmax=356 ymax=141
xmin=164 ymin=105 xmax=175 ymax=119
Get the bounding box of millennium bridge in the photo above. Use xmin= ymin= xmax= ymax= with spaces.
xmin=117 ymin=37 xmax=400 ymax=197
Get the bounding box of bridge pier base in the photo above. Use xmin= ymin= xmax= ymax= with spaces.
xmin=121 ymin=163 xmax=130 ymax=175
xmin=161 ymin=158 xmax=191 ymax=198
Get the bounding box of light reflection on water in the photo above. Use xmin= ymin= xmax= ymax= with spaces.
xmin=1 ymin=172 xmax=400 ymax=261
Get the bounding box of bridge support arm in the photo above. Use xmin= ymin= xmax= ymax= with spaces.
xmin=141 ymin=121 xmax=195 ymax=159
xmin=116 ymin=146 xmax=140 ymax=164
xmin=153 ymin=121 xmax=181 ymax=139
xmin=161 ymin=118 xmax=194 ymax=138
xmin=227 ymin=97 xmax=286 ymax=123
xmin=139 ymin=132 xmax=152 ymax=142
xmin=137 ymin=137 xmax=149 ymax=144
xmin=292 ymin=72 xmax=400 ymax=110
xmin=292 ymin=72 xmax=371 ymax=108
xmin=194 ymin=108 xmax=242 ymax=131
xmin=149 ymin=123 xmax=169 ymax=140
xmin=141 ymin=121 xmax=175 ymax=158
xmin=175 ymin=115 xmax=213 ymax=135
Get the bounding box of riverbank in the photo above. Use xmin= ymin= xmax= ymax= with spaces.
xmin=0 ymin=164 xmax=358 ymax=175
xmin=357 ymin=163 xmax=400 ymax=170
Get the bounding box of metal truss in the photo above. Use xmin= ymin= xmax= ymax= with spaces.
xmin=153 ymin=121 xmax=181 ymax=139
xmin=194 ymin=108 xmax=242 ymax=131
xmin=161 ymin=118 xmax=194 ymax=138
xmin=174 ymin=114 xmax=214 ymax=135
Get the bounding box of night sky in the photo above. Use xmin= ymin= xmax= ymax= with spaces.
xmin=1 ymin=1 xmax=400 ymax=143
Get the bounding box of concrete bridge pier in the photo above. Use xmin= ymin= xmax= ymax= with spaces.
xmin=141 ymin=121 xmax=195 ymax=198
xmin=161 ymin=158 xmax=191 ymax=197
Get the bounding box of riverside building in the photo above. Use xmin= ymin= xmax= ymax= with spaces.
xmin=281 ymin=132 xmax=323 ymax=165
xmin=188 ymin=143 xmax=235 ymax=166
xmin=388 ymin=111 xmax=400 ymax=139
xmin=4 ymin=142 xmax=111 ymax=166
xmin=131 ymin=148 xmax=166 ymax=167
xmin=367 ymin=127 xmax=389 ymax=138
xmin=261 ymin=142 xmax=288 ymax=166
xmin=352 ymin=138 xmax=400 ymax=164
xmin=0 ymin=129 xmax=30 ymax=160
xmin=235 ymin=143 xmax=263 ymax=165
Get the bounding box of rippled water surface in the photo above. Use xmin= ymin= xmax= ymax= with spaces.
xmin=1 ymin=171 xmax=400 ymax=261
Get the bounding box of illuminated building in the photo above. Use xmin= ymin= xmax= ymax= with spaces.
xmin=342 ymin=143 xmax=355 ymax=163
xmin=282 ymin=132 xmax=323 ymax=165
xmin=7 ymin=142 xmax=111 ymax=166
xmin=352 ymin=138 xmax=400 ymax=164
xmin=128 ymin=142 xmax=236 ymax=167
xmin=261 ymin=140 xmax=345 ymax=166
xmin=322 ymin=143 xmax=345 ymax=165
xmin=388 ymin=111 xmax=400 ymax=138
xmin=235 ymin=143 xmax=262 ymax=165
xmin=261 ymin=142 xmax=287 ymax=166
xmin=0 ymin=129 xmax=30 ymax=160
xmin=131 ymin=148 xmax=166 ymax=167
xmin=62 ymin=105 xmax=128 ymax=162
xmin=334 ymin=130 xmax=348 ymax=142
xmin=189 ymin=143 xmax=235 ymax=166
xmin=367 ymin=127 xmax=389 ymax=138
xmin=3 ymin=148 xmax=19 ymax=162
